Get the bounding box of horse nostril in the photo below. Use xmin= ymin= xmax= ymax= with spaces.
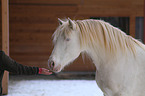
xmin=50 ymin=61 xmax=55 ymax=69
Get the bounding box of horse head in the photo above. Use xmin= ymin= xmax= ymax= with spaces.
xmin=48 ymin=18 xmax=82 ymax=73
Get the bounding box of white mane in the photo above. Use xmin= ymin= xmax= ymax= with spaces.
xmin=53 ymin=19 xmax=145 ymax=57
xmin=76 ymin=20 xmax=145 ymax=55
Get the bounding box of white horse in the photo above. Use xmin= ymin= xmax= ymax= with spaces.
xmin=48 ymin=18 xmax=145 ymax=96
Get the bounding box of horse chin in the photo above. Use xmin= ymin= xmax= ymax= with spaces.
xmin=52 ymin=69 xmax=61 ymax=73
xmin=53 ymin=70 xmax=61 ymax=73
xmin=52 ymin=65 xmax=62 ymax=73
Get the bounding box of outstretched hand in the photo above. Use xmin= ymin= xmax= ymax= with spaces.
xmin=39 ymin=68 xmax=52 ymax=75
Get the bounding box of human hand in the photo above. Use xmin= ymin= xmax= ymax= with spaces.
xmin=39 ymin=68 xmax=52 ymax=75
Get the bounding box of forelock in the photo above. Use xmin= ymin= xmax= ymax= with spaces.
xmin=53 ymin=20 xmax=73 ymax=44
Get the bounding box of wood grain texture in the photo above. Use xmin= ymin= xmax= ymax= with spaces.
xmin=144 ymin=0 xmax=145 ymax=43
xmin=2 ymin=0 xmax=9 ymax=94
xmin=9 ymin=0 xmax=80 ymax=5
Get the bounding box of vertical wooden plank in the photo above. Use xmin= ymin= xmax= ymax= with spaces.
xmin=144 ymin=0 xmax=145 ymax=43
xmin=2 ymin=0 xmax=9 ymax=94
xmin=130 ymin=16 xmax=136 ymax=37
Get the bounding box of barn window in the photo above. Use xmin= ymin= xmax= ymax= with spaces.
xmin=135 ymin=17 xmax=144 ymax=42
xmin=90 ymin=17 xmax=130 ymax=35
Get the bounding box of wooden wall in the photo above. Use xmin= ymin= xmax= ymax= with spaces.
xmin=0 ymin=0 xmax=144 ymax=72
xmin=0 ymin=1 xmax=1 ymax=50
xmin=144 ymin=0 xmax=145 ymax=43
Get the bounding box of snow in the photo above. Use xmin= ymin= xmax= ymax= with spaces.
xmin=5 ymin=75 xmax=103 ymax=96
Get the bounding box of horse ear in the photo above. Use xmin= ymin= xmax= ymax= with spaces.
xmin=68 ymin=18 xmax=74 ymax=29
xmin=58 ymin=18 xmax=64 ymax=25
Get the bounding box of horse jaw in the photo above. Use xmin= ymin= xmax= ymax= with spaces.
xmin=52 ymin=52 xmax=81 ymax=73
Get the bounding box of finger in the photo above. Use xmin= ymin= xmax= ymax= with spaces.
xmin=44 ymin=70 xmax=50 ymax=72
xmin=44 ymin=69 xmax=51 ymax=72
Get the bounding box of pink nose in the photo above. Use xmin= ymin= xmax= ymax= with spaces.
xmin=48 ymin=60 xmax=55 ymax=71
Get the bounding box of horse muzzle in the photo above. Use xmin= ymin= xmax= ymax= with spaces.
xmin=48 ymin=60 xmax=61 ymax=73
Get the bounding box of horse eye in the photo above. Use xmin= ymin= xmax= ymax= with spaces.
xmin=66 ymin=38 xmax=70 ymax=41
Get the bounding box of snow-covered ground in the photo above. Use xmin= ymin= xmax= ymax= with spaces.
xmin=4 ymin=75 xmax=103 ymax=96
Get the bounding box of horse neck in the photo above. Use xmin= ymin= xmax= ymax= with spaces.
xmin=83 ymin=44 xmax=107 ymax=68
xmin=84 ymin=40 xmax=129 ymax=70
xmin=77 ymin=20 xmax=133 ymax=69
xmin=78 ymin=29 xmax=112 ymax=68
